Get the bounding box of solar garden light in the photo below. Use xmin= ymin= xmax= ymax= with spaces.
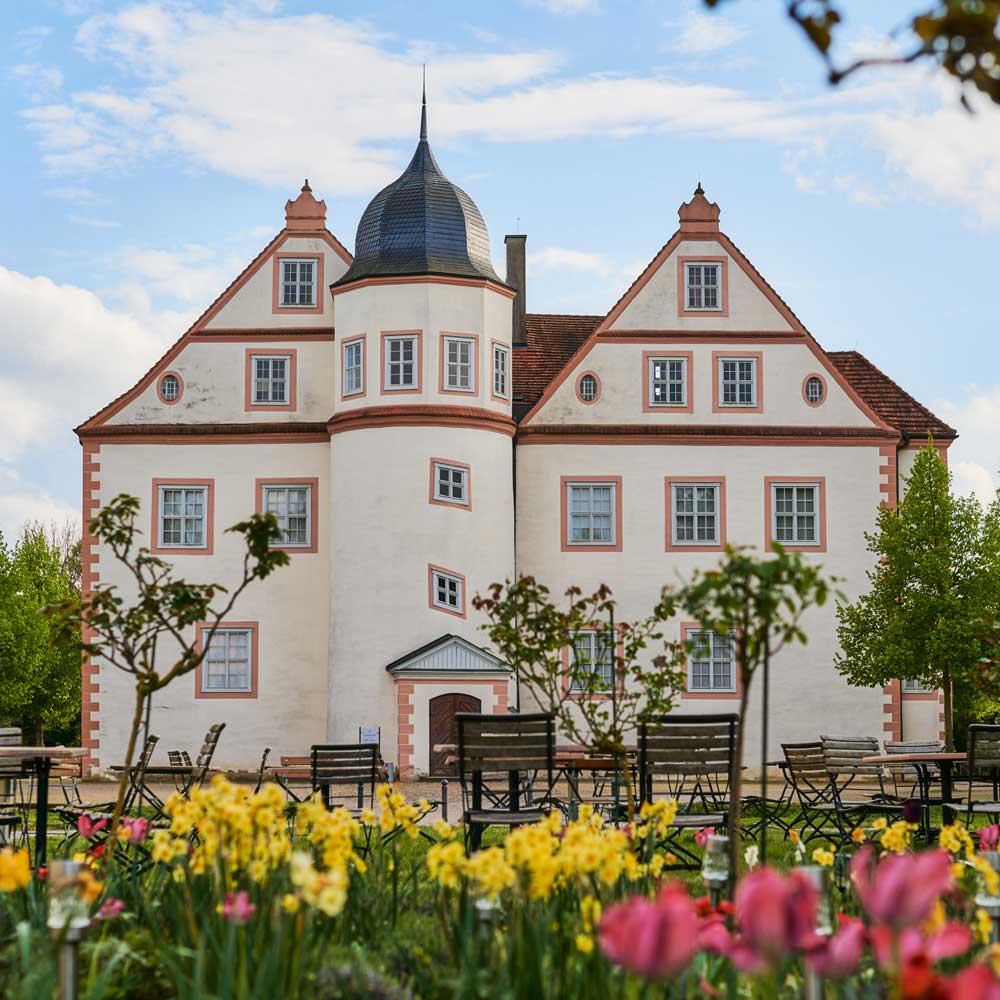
xmin=47 ymin=860 xmax=89 ymax=1000
xmin=701 ymin=834 xmax=730 ymax=906
xmin=976 ymin=850 xmax=1000 ymax=944
xmin=798 ymin=865 xmax=832 ymax=1000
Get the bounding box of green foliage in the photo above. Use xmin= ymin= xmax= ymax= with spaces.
xmin=0 ymin=523 xmax=81 ymax=743
xmin=836 ymin=445 xmax=1000 ymax=746
xmin=704 ymin=0 xmax=1000 ymax=107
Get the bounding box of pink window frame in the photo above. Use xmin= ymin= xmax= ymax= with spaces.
xmin=341 ymin=334 xmax=367 ymax=401
xmin=254 ymin=477 xmax=319 ymax=554
xmin=642 ymin=351 xmax=694 ymax=413
xmin=679 ymin=621 xmax=741 ymax=700
xmin=150 ymin=478 xmax=215 ymax=556
xmin=272 ymin=252 xmax=324 ymax=315
xmin=560 ymin=475 xmax=623 ymax=553
xmin=712 ymin=351 xmax=763 ymax=414
xmin=380 ymin=330 xmax=423 ymax=395
xmin=677 ymin=255 xmax=729 ymax=318
xmin=157 ymin=371 xmax=184 ymax=406
xmin=664 ymin=477 xmax=727 ymax=552
xmin=764 ymin=476 xmax=828 ymax=552
xmin=439 ymin=332 xmax=480 ymax=396
xmin=244 ymin=348 xmax=298 ymax=412
xmin=195 ymin=621 xmax=259 ymax=699
xmin=427 ymin=564 xmax=467 ymax=619
xmin=429 ymin=458 xmax=472 ymax=512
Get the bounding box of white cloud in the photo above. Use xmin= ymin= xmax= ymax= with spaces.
xmin=69 ymin=215 xmax=122 ymax=228
xmin=529 ymin=0 xmax=597 ymax=13
xmin=934 ymin=388 xmax=1000 ymax=506
xmin=666 ymin=7 xmax=747 ymax=55
xmin=0 ymin=485 xmax=79 ymax=546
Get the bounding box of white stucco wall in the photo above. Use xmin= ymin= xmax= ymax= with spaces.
xmin=609 ymin=239 xmax=793 ymax=332
xmin=204 ymin=235 xmax=349 ymax=330
xmin=329 ymin=425 xmax=515 ymax=766
xmin=527 ymin=339 xmax=876 ymax=428
xmin=91 ymin=441 xmax=331 ymax=770
xmin=332 ymin=281 xmax=512 ymax=417
xmin=111 ymin=339 xmax=335 ymax=424
xmin=514 ymin=441 xmax=886 ymax=761
xmin=901 ymin=696 xmax=942 ymax=742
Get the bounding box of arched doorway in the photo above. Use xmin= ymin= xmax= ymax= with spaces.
xmin=429 ymin=692 xmax=481 ymax=776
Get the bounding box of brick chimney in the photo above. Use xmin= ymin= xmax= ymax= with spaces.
xmin=505 ymin=234 xmax=527 ymax=348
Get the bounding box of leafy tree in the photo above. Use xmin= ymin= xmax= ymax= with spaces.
xmin=0 ymin=524 xmax=81 ymax=744
xmin=473 ymin=577 xmax=687 ymax=820
xmin=46 ymin=494 xmax=288 ymax=833
xmin=704 ymin=0 xmax=1000 ymax=108
xmin=668 ymin=545 xmax=834 ymax=873
xmin=836 ymin=444 xmax=1000 ymax=749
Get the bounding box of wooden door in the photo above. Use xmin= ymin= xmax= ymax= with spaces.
xmin=429 ymin=693 xmax=481 ymax=776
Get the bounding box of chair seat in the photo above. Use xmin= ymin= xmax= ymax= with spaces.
xmin=672 ymin=813 xmax=726 ymax=829
xmin=466 ymin=809 xmax=547 ymax=826
xmin=944 ymin=802 xmax=1000 ymax=813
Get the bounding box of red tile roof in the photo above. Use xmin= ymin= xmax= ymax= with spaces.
xmin=512 ymin=313 xmax=601 ymax=407
xmin=827 ymin=351 xmax=956 ymax=439
xmin=512 ymin=317 xmax=955 ymax=440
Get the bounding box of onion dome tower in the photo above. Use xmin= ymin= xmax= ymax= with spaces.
xmin=328 ymin=85 xmax=515 ymax=776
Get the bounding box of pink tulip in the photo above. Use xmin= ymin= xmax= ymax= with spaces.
xmin=728 ymin=868 xmax=821 ymax=971
xmin=851 ymin=847 xmax=953 ymax=930
xmin=870 ymin=922 xmax=972 ymax=972
xmin=221 ymin=890 xmax=255 ymax=926
xmin=95 ymin=898 xmax=124 ymax=922
xmin=695 ymin=826 xmax=715 ymax=849
xmin=807 ymin=916 xmax=866 ymax=980
xmin=980 ymin=825 xmax=1000 ymax=852
xmin=949 ymin=964 xmax=1000 ymax=1000
xmin=599 ymin=883 xmax=699 ymax=980
xmin=121 ymin=817 xmax=149 ymax=843
xmin=77 ymin=815 xmax=107 ymax=839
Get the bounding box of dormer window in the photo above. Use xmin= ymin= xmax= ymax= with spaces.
xmin=280 ymin=259 xmax=315 ymax=307
xmin=684 ymin=261 xmax=721 ymax=311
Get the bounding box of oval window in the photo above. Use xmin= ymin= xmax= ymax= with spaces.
xmin=804 ymin=375 xmax=824 ymax=405
xmin=578 ymin=373 xmax=599 ymax=403
xmin=160 ymin=374 xmax=180 ymax=402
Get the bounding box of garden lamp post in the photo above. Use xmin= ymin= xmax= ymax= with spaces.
xmin=799 ymin=865 xmax=831 ymax=1000
xmin=47 ymin=860 xmax=89 ymax=1000
xmin=702 ymin=834 xmax=730 ymax=906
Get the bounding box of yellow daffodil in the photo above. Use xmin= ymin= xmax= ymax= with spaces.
xmin=0 ymin=848 xmax=30 ymax=892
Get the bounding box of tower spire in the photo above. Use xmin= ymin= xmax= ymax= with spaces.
xmin=420 ymin=65 xmax=427 ymax=141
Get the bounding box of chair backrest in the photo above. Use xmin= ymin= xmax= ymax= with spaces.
xmin=639 ymin=714 xmax=738 ymax=809
xmin=782 ymin=742 xmax=833 ymax=800
xmin=820 ymin=734 xmax=884 ymax=797
xmin=968 ymin=725 xmax=1000 ymax=772
xmin=456 ymin=713 xmax=555 ymax=778
xmin=883 ymin=739 xmax=943 ymax=792
xmin=310 ymin=744 xmax=377 ymax=806
xmin=254 ymin=746 xmax=272 ymax=793
xmin=191 ymin=724 xmax=226 ymax=782
xmin=0 ymin=728 xmax=22 ymax=780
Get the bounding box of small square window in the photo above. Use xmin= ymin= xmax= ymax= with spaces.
xmin=718 ymin=357 xmax=757 ymax=407
xmin=252 ymin=354 xmax=291 ymax=404
xmin=687 ymin=629 xmax=736 ymax=693
xmin=158 ymin=485 xmax=208 ymax=549
xmin=430 ymin=568 xmax=464 ymax=615
xmin=279 ymin=259 xmax=316 ymax=307
xmin=566 ymin=481 xmax=617 ymax=547
xmin=443 ymin=336 xmax=475 ymax=392
xmin=384 ymin=334 xmax=419 ymax=390
xmin=649 ymin=356 xmax=688 ymax=407
xmin=343 ymin=339 xmax=364 ymax=396
xmin=684 ymin=262 xmax=721 ymax=311
xmin=262 ymin=484 xmax=312 ymax=547
xmin=493 ymin=343 xmax=510 ymax=399
xmin=433 ymin=461 xmax=469 ymax=507
xmin=568 ymin=630 xmax=615 ymax=693
xmin=202 ymin=628 xmax=253 ymax=693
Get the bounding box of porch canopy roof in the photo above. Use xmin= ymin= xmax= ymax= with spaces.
xmin=385 ymin=634 xmax=511 ymax=678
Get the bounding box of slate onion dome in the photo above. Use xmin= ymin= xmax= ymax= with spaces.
xmin=333 ymin=83 xmax=503 ymax=287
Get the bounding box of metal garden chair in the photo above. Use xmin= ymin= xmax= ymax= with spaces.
xmin=945 ymin=725 xmax=1000 ymax=828
xmin=0 ymin=728 xmax=26 ymax=848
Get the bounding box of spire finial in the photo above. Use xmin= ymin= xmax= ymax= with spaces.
xmin=302 ymin=178 xmax=311 ymax=192
xmin=694 ymin=181 xmax=704 ymax=195
xmin=420 ymin=65 xmax=427 ymax=141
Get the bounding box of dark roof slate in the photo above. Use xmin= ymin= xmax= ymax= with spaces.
xmin=512 ymin=313 xmax=602 ymax=408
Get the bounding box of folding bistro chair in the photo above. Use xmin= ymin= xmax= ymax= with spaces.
xmin=945 ymin=725 xmax=1000 ymax=828
xmin=167 ymin=750 xmax=194 ymax=793
xmin=820 ymin=735 xmax=898 ymax=808
xmin=457 ymin=713 xmax=556 ymax=851
xmin=638 ymin=713 xmax=738 ymax=870
xmin=253 ymin=747 xmax=272 ymax=794
xmin=310 ymin=744 xmax=378 ymax=814
xmin=0 ymin=728 xmax=26 ymax=848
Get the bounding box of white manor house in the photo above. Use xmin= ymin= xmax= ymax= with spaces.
xmin=78 ymin=99 xmax=955 ymax=776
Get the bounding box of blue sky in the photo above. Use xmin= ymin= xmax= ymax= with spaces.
xmin=2 ymin=0 xmax=999 ymax=540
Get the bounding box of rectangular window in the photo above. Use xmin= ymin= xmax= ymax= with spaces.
xmin=280 ymin=259 xmax=315 ymax=307
xmin=719 ymin=357 xmax=757 ymax=407
xmin=158 ymin=486 xmax=208 ymax=548
xmin=672 ymin=483 xmax=720 ymax=545
xmin=902 ymin=678 xmax=932 ymax=694
xmin=493 ymin=343 xmax=509 ymax=399
xmin=567 ymin=482 xmax=616 ymax=546
xmin=771 ymin=483 xmax=820 ymax=546
xmin=343 ymin=339 xmax=364 ymax=396
xmin=202 ymin=628 xmax=253 ymax=693
xmin=433 ymin=461 xmax=469 ymax=506
xmin=569 ymin=630 xmax=615 ymax=693
xmin=688 ymin=629 xmax=736 ymax=693
xmin=443 ymin=336 xmax=475 ymax=392
xmin=649 ymin=356 xmax=688 ymax=407
xmin=253 ymin=354 xmax=290 ymax=404
xmin=431 ymin=568 xmax=463 ymax=613
xmin=684 ymin=262 xmax=721 ymax=311
xmin=262 ymin=484 xmax=312 ymax=547
xmin=384 ymin=334 xmax=419 ymax=390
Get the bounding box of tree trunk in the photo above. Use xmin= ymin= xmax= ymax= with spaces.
xmin=729 ymin=673 xmax=751 ymax=886
xmin=942 ymin=666 xmax=953 ymax=751
xmin=30 ymin=720 xmax=44 ymax=746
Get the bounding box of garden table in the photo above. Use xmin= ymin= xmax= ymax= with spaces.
xmin=862 ymin=752 xmax=966 ymax=839
xmin=0 ymin=746 xmax=86 ymax=868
